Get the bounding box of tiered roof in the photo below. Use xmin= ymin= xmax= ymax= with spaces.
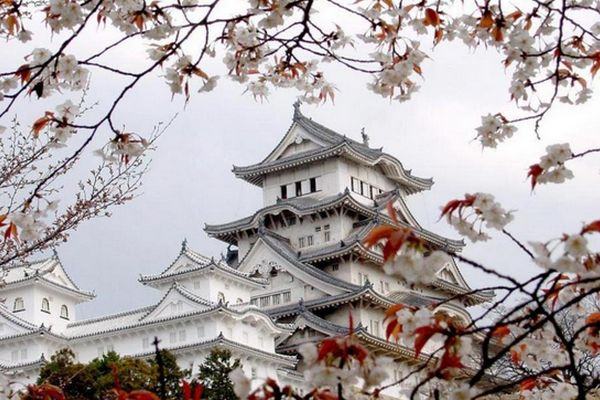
xmin=139 ymin=240 xmax=267 ymax=288
xmin=205 ymin=190 xmax=464 ymax=252
xmin=232 ymin=103 xmax=433 ymax=194
xmin=278 ymin=310 xmax=428 ymax=363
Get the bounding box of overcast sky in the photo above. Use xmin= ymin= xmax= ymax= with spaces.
xmin=2 ymin=23 xmax=598 ymax=319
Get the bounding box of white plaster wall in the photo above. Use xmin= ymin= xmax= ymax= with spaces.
xmin=262 ymin=159 xmax=341 ymax=206
xmin=0 ymin=285 xmax=78 ymax=333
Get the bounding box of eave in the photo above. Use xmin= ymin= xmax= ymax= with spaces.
xmin=233 ymin=142 xmax=432 ymax=194
xmin=0 ymin=276 xmax=95 ymax=302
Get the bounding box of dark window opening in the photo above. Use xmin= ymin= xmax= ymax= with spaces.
xmin=295 ymin=181 xmax=302 ymax=197
xmin=309 ymin=177 xmax=317 ymax=192
xmin=280 ymin=185 xmax=287 ymax=199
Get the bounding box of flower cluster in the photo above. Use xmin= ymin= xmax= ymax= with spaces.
xmin=440 ymin=193 xmax=514 ymax=242
xmin=367 ymin=43 xmax=426 ymax=102
xmin=94 ymin=132 xmax=149 ymax=164
xmin=528 ymin=220 xmax=600 ymax=276
xmin=9 ymin=50 xmax=89 ymax=100
xmin=363 ymin=204 xmax=449 ymax=285
xmin=528 ymin=143 xmax=574 ymax=190
xmin=474 ymin=114 xmax=517 ymax=148
xmin=385 ymin=305 xmax=473 ymax=379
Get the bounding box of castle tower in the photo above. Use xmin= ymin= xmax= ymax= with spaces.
xmin=205 ymin=104 xmax=493 ymax=397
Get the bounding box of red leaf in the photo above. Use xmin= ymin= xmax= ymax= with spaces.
xmin=491 ymin=325 xmax=510 ymax=339
xmin=15 ymin=64 xmax=31 ymax=84
xmin=386 ymin=201 xmax=399 ymax=224
xmin=31 ymin=112 xmax=54 ymax=137
xmin=527 ymin=163 xmax=543 ymax=190
xmin=413 ymin=324 xmax=442 ymax=358
xmin=128 ymin=391 xmax=161 ymax=400
xmin=520 ymin=377 xmax=538 ymax=392
xmin=363 ymin=225 xmax=396 ymax=248
xmin=423 ymin=8 xmax=440 ymax=26
xmin=479 ymin=10 xmax=494 ymax=29
xmin=581 ymin=220 xmax=600 ymax=235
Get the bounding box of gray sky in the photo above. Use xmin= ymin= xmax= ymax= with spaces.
xmin=4 ymin=32 xmax=598 ymax=318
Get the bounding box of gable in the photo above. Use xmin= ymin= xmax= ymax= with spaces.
xmin=264 ymin=124 xmax=329 ymax=163
xmin=141 ymin=287 xmax=211 ymax=321
xmin=238 ymin=238 xmax=348 ymax=296
xmin=436 ymin=258 xmax=470 ymax=289
xmin=44 ymin=263 xmax=77 ymax=289
xmin=159 ymin=252 xmax=209 ymax=277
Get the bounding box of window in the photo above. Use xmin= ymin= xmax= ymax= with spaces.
xmin=142 ymin=338 xmax=149 ymax=349
xmin=361 ymin=181 xmax=368 ymax=196
xmin=283 ymin=292 xmax=291 ymax=303
xmin=369 ymin=185 xmax=375 ymax=199
xmin=170 ymin=332 xmax=177 ymax=344
xmin=197 ymin=326 xmax=205 ymax=338
xmin=217 ymin=292 xmax=225 ymax=303
xmin=251 ymin=367 xmax=257 ymax=379
xmin=298 ymin=237 xmax=305 ymax=248
xmin=60 ymin=305 xmax=69 ymax=319
xmin=295 ymin=181 xmax=302 ymax=197
xmin=194 ymin=280 xmax=201 ymax=289
xmin=351 ymin=177 xmax=359 ymax=192
xmin=13 ymin=297 xmax=24 ymax=312
xmin=11 ymin=350 xmax=18 ymax=362
xmin=20 ymin=348 xmax=27 ymax=360
xmin=331 ymin=264 xmax=339 ymax=271
xmin=385 ymin=282 xmax=390 ymax=292
xmin=280 ymin=185 xmax=287 ymax=199
xmin=315 ymin=226 xmax=321 ymax=232
xmin=309 ymin=177 xmax=317 ymax=192
xmin=106 ymin=344 xmax=114 ymax=353
xmin=179 ymin=330 xmax=186 ymax=342
xmin=41 ymin=298 xmax=50 ymax=313
xmin=324 ymin=231 xmax=331 ymax=242
xmin=260 ymin=296 xmax=270 ymax=307
xmin=272 ymin=293 xmax=281 ymax=305
xmin=307 ymin=235 xmax=313 ymax=246
xmin=250 ymin=298 xmax=258 ymax=306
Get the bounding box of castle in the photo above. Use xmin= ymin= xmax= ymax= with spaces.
xmin=0 ymin=104 xmax=491 ymax=398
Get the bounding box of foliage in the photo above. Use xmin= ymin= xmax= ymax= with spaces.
xmin=195 ymin=349 xmax=241 ymax=400
xmin=35 ymin=348 xmax=188 ymax=400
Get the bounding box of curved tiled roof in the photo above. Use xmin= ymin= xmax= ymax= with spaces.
xmin=139 ymin=283 xmax=214 ymax=320
xmin=257 ymin=230 xmax=361 ymax=293
xmin=205 ymin=190 xmax=464 ymax=252
xmin=1 ymin=253 xmax=95 ymax=300
xmin=0 ymin=303 xmax=38 ymax=332
xmin=232 ymin=104 xmax=433 ymax=194
xmin=268 ymin=285 xmax=435 ymax=319
xmin=132 ymin=334 xmax=297 ymax=366
xmin=65 ymin=301 xmax=289 ymax=340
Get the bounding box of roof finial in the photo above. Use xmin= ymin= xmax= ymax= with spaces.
xmin=293 ymin=100 xmax=302 ymax=119
xmin=361 ymin=127 xmax=369 ymax=146
xmin=181 ymin=238 xmax=188 ymax=252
